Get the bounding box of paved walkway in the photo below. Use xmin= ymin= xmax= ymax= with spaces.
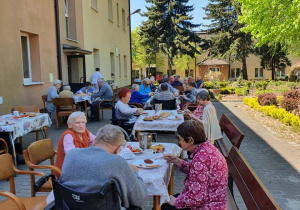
xmin=1 ymin=102 xmax=300 ymax=209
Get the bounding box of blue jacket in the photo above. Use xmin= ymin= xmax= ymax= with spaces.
xmin=139 ymin=84 xmax=151 ymax=102
xmin=130 ymin=90 xmax=149 ymax=103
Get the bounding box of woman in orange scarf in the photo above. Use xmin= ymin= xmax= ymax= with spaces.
xmin=54 ymin=112 xmax=95 ymax=178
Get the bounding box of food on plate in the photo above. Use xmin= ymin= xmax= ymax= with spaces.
xmin=152 ymin=115 xmax=162 ymax=120
xmin=141 ymin=112 xmax=148 ymax=115
xmin=20 ymin=115 xmax=28 ymax=118
xmin=177 ymin=110 xmax=183 ymax=114
xmin=12 ymin=116 xmax=20 ymax=119
xmin=160 ymin=112 xmax=171 ymax=118
xmin=143 ymin=116 xmax=153 ymax=121
xmin=175 ymin=116 xmax=181 ymax=120
xmin=150 ymin=144 xmax=165 ymax=153
xmin=131 ymin=148 xmax=142 ymax=153
xmin=27 ymin=113 xmax=36 ymax=117
xmin=126 ymin=145 xmax=132 ymax=150
xmin=144 ymin=159 xmax=153 ymax=164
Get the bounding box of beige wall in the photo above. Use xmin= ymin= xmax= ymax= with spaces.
xmin=0 ymin=0 xmax=57 ymax=114
xmin=82 ymin=0 xmax=131 ymax=87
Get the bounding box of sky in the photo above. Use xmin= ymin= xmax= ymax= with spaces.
xmin=130 ymin=0 xmax=210 ymax=31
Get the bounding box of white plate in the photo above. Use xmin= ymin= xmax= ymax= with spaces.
xmin=131 ymin=148 xmax=142 ymax=154
xmin=132 ymin=159 xmax=161 ymax=169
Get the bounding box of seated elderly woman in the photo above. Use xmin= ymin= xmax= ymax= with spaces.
xmin=130 ymin=84 xmax=154 ymax=104
xmin=163 ymin=120 xmax=227 ymax=210
xmin=54 ymin=111 xmax=95 ymax=178
xmin=47 ymin=79 xmax=62 ymax=113
xmin=187 ymin=91 xmax=222 ymax=144
xmin=115 ymin=88 xmax=143 ymax=125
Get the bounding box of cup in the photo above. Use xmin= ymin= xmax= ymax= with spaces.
xmin=13 ymin=111 xmax=19 ymax=117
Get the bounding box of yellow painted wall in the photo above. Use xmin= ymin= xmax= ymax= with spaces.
xmin=82 ymin=0 xmax=131 ymax=87
xmin=0 ymin=0 xmax=57 ymax=114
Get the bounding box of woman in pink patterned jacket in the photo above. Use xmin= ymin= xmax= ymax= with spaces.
xmin=163 ymin=120 xmax=227 ymax=210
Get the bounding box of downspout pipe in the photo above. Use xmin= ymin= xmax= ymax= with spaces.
xmin=54 ymin=0 xmax=62 ymax=81
xmin=128 ymin=0 xmax=133 ymax=86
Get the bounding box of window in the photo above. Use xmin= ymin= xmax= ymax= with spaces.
xmin=110 ymin=52 xmax=115 ymax=77
xmin=276 ymin=67 xmax=285 ymax=78
xmin=118 ymin=54 xmax=121 ymax=76
xmin=255 ymin=68 xmax=263 ymax=78
xmin=124 ymin=55 xmax=127 ymax=76
xmin=230 ymin=68 xmax=241 ymax=78
xmin=108 ymin=0 xmax=113 ymax=21
xmin=122 ymin=9 xmax=125 ymax=30
xmin=91 ymin=0 xmax=97 ymax=10
xmin=93 ymin=48 xmax=100 ymax=69
xmin=20 ymin=33 xmax=41 ymax=84
xmin=65 ymin=0 xmax=77 ymax=40
xmin=117 ymin=3 xmax=119 ymax=26
xmin=209 ymin=67 xmax=220 ymax=73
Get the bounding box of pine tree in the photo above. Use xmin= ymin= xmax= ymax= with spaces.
xmin=140 ymin=0 xmax=201 ymax=73
xmin=203 ymin=0 xmax=253 ymax=80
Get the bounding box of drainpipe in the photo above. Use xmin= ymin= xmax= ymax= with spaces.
xmin=54 ymin=0 xmax=62 ymax=81
xmin=128 ymin=0 xmax=132 ymax=86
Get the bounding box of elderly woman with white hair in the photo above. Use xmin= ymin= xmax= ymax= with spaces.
xmin=54 ymin=111 xmax=95 ymax=178
xmin=139 ymin=78 xmax=151 ymax=102
xmin=130 ymin=83 xmax=154 ymax=104
xmin=46 ymin=79 xmax=62 ymax=113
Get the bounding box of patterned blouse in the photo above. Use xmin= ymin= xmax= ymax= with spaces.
xmin=175 ymin=141 xmax=228 ymax=210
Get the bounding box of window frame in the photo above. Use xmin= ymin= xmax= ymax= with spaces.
xmin=20 ymin=34 xmax=32 ymax=84
xmin=124 ymin=55 xmax=127 ymax=76
xmin=108 ymin=0 xmax=113 ymax=22
xmin=255 ymin=68 xmax=264 ymax=78
xmin=91 ymin=0 xmax=98 ymax=11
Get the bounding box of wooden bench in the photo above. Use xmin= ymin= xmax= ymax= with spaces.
xmin=226 ymin=146 xmax=281 ymax=210
xmin=215 ymin=113 xmax=245 ymax=157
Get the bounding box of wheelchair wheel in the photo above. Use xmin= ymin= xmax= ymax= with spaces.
xmin=115 ymin=126 xmax=130 ymax=141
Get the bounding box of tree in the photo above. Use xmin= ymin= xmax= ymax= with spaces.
xmin=203 ymin=0 xmax=254 ymax=80
xmin=175 ymin=45 xmax=201 ymax=75
xmin=140 ymin=0 xmax=201 ymax=72
xmin=255 ymin=43 xmax=291 ymax=80
xmin=236 ymin=0 xmax=300 ymax=55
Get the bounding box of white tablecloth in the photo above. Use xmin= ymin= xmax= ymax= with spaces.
xmin=0 ymin=113 xmax=52 ymax=140
xmin=125 ymin=142 xmax=182 ymax=203
xmin=144 ymin=96 xmax=181 ymax=108
xmin=74 ymin=94 xmax=91 ymax=104
xmin=132 ymin=110 xmax=184 ymax=135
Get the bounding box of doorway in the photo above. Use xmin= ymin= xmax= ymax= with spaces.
xmin=67 ymin=55 xmax=86 ymax=93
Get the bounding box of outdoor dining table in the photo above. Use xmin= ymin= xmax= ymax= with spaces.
xmin=74 ymin=94 xmax=92 ymax=118
xmin=132 ymin=110 xmax=184 ymax=142
xmin=0 ymin=112 xmax=51 ymax=165
xmin=125 ymin=142 xmax=182 ymax=210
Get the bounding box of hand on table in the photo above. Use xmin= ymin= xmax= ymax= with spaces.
xmin=136 ymin=108 xmax=143 ymax=114
xmin=129 ymin=164 xmax=139 ymax=173
xmin=167 ymin=195 xmax=176 ymax=206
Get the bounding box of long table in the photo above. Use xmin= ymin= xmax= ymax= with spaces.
xmin=125 ymin=142 xmax=182 ymax=210
xmin=0 ymin=113 xmax=52 ymax=165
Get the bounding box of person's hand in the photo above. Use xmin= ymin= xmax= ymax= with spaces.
xmin=92 ymin=90 xmax=97 ymax=94
xmin=87 ymin=92 xmax=92 ymax=96
xmin=182 ymin=95 xmax=187 ymax=100
xmin=188 ymin=113 xmax=199 ymax=121
xmin=163 ymin=154 xmax=178 ymax=163
xmin=137 ymin=108 xmax=143 ymax=114
xmin=149 ymin=92 xmax=155 ymax=96
xmin=168 ymin=195 xmax=176 ymax=206
xmin=129 ymin=164 xmax=139 ymax=173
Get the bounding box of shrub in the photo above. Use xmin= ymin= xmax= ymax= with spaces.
xmin=235 ymin=87 xmax=248 ymax=96
xmin=255 ymin=81 xmax=268 ymax=90
xmin=255 ymin=89 xmax=274 ymax=96
xmin=245 ymin=81 xmax=252 ymax=89
xmin=278 ymin=86 xmax=290 ymax=95
xmin=219 ymin=81 xmax=229 ymax=88
xmin=236 ymin=76 xmax=243 ymax=87
xmin=217 ymin=94 xmax=222 ymax=100
xmin=209 ymin=90 xmax=215 ymax=99
xmin=257 ymin=93 xmax=277 ymax=106
xmin=283 ymin=89 xmax=300 ymax=100
xmin=204 ymin=81 xmax=214 ymax=89
xmin=280 ymin=98 xmax=299 ymax=112
xmin=287 ymin=82 xmax=297 ymax=88
xmin=220 ymin=86 xmax=235 ymax=94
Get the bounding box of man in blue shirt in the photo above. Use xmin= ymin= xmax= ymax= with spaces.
xmin=76 ymin=82 xmax=96 ymax=94
xmin=195 ymin=76 xmax=204 ymax=89
xmin=139 ymin=78 xmax=151 ymax=102
xmin=130 ymin=84 xmax=154 ymax=103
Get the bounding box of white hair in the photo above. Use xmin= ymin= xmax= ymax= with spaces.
xmin=132 ymin=84 xmax=139 ymax=90
xmin=150 ymin=78 xmax=155 ymax=82
xmin=63 ymin=85 xmax=71 ymax=90
xmin=94 ymin=125 xmax=124 ymax=146
xmin=97 ymin=78 xmax=105 ymax=83
xmin=67 ymin=111 xmax=86 ymax=123
xmin=53 ymin=80 xmax=62 ymax=86
xmin=150 ymin=76 xmax=155 ymax=80
xmin=143 ymin=78 xmax=150 ymax=84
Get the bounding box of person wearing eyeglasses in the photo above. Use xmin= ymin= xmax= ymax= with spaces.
xmin=139 ymin=78 xmax=151 ymax=102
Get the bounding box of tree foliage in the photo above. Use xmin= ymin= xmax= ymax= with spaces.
xmin=236 ymin=0 xmax=300 ymax=55
xmin=203 ymin=0 xmax=254 ymax=80
xmin=140 ymin=0 xmax=201 ymax=71
xmin=255 ymin=43 xmax=291 ymax=80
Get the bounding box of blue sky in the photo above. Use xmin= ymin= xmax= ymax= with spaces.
xmin=130 ymin=0 xmax=210 ymax=31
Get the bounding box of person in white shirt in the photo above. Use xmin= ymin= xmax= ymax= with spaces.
xmin=90 ymin=68 xmax=102 ymax=90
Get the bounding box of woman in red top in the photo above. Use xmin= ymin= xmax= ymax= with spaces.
xmin=163 ymin=120 xmax=227 ymax=210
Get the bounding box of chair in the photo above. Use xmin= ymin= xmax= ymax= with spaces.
xmin=11 ymin=106 xmax=48 ymax=147
xmin=134 ymin=82 xmax=142 ymax=85
xmin=128 ymin=102 xmax=144 ymax=108
xmin=43 ymin=174 xmax=121 ymax=210
xmin=0 ymin=138 xmax=8 ymax=155
xmin=98 ymin=93 xmax=117 ymax=121
xmin=53 ymin=98 xmax=79 ymax=129
xmin=110 ymin=107 xmax=131 ymax=141
xmin=23 ymin=138 xmax=61 ymax=197
xmin=173 ymin=86 xmax=184 ymax=93
xmin=153 ymin=99 xmax=177 ymax=110
xmin=182 ymin=103 xmax=198 ymax=112
xmin=0 ymin=154 xmax=49 ymax=210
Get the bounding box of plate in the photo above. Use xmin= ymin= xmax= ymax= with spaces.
xmin=132 ymin=159 xmax=161 ymax=169
xmin=131 ymin=148 xmax=142 ymax=154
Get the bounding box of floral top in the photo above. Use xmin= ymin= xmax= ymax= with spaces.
xmin=175 ymin=141 xmax=227 ymax=210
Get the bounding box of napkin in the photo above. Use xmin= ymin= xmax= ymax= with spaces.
xmin=118 ymin=148 xmax=135 ymax=160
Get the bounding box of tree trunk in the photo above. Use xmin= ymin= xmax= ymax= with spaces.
xmin=241 ymin=55 xmax=248 ymax=80
xmin=271 ymin=59 xmax=275 ymax=80
xmin=168 ymin=58 xmax=172 ymax=76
